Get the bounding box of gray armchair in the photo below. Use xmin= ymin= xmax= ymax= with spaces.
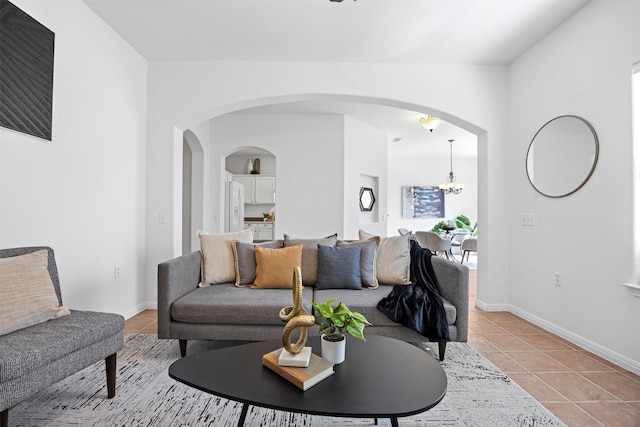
xmin=0 ymin=247 xmax=124 ymax=427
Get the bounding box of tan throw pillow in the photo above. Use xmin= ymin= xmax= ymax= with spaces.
xmin=252 ymin=244 xmax=303 ymax=289
xmin=359 ymin=230 xmax=411 ymax=285
xmin=232 ymin=240 xmax=283 ymax=287
xmin=199 ymin=229 xmax=253 ymax=286
xmin=283 ymin=233 xmax=338 ymax=286
xmin=0 ymin=250 xmax=71 ymax=337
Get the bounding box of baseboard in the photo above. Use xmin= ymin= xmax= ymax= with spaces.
xmin=122 ymin=301 xmax=157 ymax=320
xmin=509 ymin=305 xmax=640 ymax=376
xmin=474 ymin=298 xmax=509 ymax=312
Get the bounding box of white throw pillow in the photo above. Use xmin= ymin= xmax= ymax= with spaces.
xmin=199 ymin=229 xmax=253 ymax=286
xmin=359 ymin=230 xmax=411 ymax=285
xmin=0 ymin=250 xmax=70 ymax=337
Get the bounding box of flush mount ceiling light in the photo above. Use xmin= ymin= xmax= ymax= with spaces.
xmin=439 ymin=139 xmax=465 ymax=195
xmin=419 ymin=115 xmax=441 ymax=132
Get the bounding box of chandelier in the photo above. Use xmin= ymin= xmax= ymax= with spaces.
xmin=439 ymin=139 xmax=465 ymax=194
xmin=419 ymin=115 xmax=441 ymax=132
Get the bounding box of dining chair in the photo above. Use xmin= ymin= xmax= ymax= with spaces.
xmin=460 ymin=238 xmax=477 ymax=264
xmin=450 ymin=231 xmax=470 ymax=254
xmin=414 ymin=231 xmax=451 ymax=259
xmin=397 ymin=228 xmax=411 ymax=236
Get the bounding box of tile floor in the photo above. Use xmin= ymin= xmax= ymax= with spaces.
xmin=125 ymin=267 xmax=640 ymax=427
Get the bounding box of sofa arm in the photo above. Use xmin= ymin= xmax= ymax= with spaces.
xmin=157 ymin=251 xmax=202 ymax=338
xmin=431 ymin=257 xmax=469 ymax=342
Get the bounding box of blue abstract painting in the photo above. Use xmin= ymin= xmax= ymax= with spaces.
xmin=402 ymin=186 xmax=445 ymax=218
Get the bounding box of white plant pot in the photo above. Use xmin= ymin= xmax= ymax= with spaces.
xmin=321 ymin=334 xmax=346 ymax=364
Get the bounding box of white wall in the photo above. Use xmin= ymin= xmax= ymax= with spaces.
xmin=210 ymin=114 xmax=345 ymax=239
xmin=388 ymin=157 xmax=478 ymax=235
xmin=508 ymin=0 xmax=640 ymax=371
xmin=344 ymin=116 xmax=388 ymax=239
xmin=0 ymin=0 xmax=148 ymax=317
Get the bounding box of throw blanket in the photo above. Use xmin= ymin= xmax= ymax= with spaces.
xmin=377 ymin=240 xmax=450 ymax=341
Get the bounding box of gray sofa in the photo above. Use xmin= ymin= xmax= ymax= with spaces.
xmin=158 ymin=242 xmax=469 ymax=361
xmin=0 ymin=247 xmax=124 ymax=427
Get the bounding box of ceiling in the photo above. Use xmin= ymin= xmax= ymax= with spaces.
xmin=82 ymin=0 xmax=590 ymax=158
xmin=83 ymin=0 xmax=589 ymax=64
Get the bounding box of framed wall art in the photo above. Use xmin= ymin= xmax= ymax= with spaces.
xmin=402 ymin=186 xmax=444 ymax=218
xmin=0 ymin=0 xmax=55 ymax=140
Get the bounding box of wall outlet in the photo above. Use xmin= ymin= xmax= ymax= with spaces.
xmin=114 ymin=265 xmax=121 ymax=279
xmin=554 ymin=272 xmax=561 ymax=286
xmin=521 ymin=213 xmax=535 ymax=226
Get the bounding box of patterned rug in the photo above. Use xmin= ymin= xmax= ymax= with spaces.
xmin=9 ymin=334 xmax=564 ymax=426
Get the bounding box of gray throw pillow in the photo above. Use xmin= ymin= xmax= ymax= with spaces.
xmin=315 ymin=244 xmax=362 ymax=290
xmin=232 ymin=240 xmax=282 ymax=287
xmin=283 ymin=233 xmax=338 ymax=286
xmin=337 ymin=237 xmax=379 ymax=288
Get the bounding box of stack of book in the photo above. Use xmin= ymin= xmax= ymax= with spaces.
xmin=262 ymin=348 xmax=334 ymax=391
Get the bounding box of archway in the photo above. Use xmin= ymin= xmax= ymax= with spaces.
xmin=223 ymin=146 xmax=277 ymax=236
xmin=177 ymin=93 xmax=485 ymax=293
xmin=182 ymin=130 xmax=204 ymax=254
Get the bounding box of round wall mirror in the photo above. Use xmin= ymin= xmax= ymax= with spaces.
xmin=526 ymin=115 xmax=599 ymax=198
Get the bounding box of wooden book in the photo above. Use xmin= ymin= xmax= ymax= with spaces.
xmin=262 ymin=348 xmax=334 ymax=391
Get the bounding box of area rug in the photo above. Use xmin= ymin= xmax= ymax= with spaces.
xmin=9 ymin=334 xmax=564 ymax=426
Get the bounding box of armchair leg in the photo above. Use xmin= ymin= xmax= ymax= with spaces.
xmin=179 ymin=339 xmax=187 ymax=357
xmin=438 ymin=341 xmax=447 ymax=361
xmin=106 ymin=353 xmax=117 ymax=398
xmin=1 ymin=408 xmax=8 ymax=427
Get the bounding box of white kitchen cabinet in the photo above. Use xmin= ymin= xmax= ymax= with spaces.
xmin=244 ymin=222 xmax=274 ymax=240
xmin=234 ymin=175 xmax=275 ymax=204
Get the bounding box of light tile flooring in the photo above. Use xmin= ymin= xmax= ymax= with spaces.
xmin=125 ymin=268 xmax=640 ymax=427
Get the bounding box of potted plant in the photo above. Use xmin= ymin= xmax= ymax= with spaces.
xmin=311 ymin=298 xmax=371 ymax=364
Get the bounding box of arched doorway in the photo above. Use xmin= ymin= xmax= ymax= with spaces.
xmin=223 ymin=146 xmax=277 ymax=237
xmin=178 ymin=94 xmax=485 ymax=291
xmin=182 ymin=130 xmax=204 ymax=254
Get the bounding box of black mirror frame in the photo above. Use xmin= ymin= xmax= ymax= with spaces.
xmin=359 ymin=187 xmax=376 ymax=212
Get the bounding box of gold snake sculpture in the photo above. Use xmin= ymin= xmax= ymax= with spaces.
xmin=279 ymin=266 xmax=316 ymax=354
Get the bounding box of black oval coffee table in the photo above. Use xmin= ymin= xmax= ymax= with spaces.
xmin=169 ymin=335 xmax=447 ymax=427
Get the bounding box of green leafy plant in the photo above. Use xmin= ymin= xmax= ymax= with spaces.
xmin=433 ymin=215 xmax=477 ymax=234
xmin=454 ymin=214 xmax=477 ymax=232
xmin=311 ymin=298 xmax=371 ymax=342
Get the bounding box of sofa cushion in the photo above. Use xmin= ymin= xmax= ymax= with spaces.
xmin=232 ymin=240 xmax=282 ymax=287
xmin=0 ymin=310 xmax=124 ymax=382
xmin=199 ymin=229 xmax=253 ymax=287
xmin=252 ymin=244 xmax=303 ymax=289
xmin=315 ymin=245 xmax=362 ymax=290
xmin=359 ymin=230 xmax=411 ymax=286
xmin=171 ymin=283 xmax=314 ymax=325
xmin=283 ymin=233 xmax=337 ymax=286
xmin=313 ymin=287 xmax=456 ymax=328
xmin=337 ymin=237 xmax=379 ymax=288
xmin=0 ymin=250 xmax=71 ymax=337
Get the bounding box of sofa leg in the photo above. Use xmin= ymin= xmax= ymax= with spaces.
xmin=179 ymin=339 xmax=187 ymax=357
xmin=106 ymin=353 xmax=117 ymax=398
xmin=438 ymin=341 xmax=447 ymax=361
xmin=1 ymin=408 xmax=8 ymax=427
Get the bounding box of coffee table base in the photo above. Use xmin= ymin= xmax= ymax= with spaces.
xmin=236 ymin=402 xmax=399 ymax=427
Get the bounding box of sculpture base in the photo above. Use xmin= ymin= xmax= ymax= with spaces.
xmin=278 ymin=346 xmax=312 ymax=367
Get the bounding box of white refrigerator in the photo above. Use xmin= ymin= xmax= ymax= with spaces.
xmin=225 ymin=181 xmax=245 ymax=232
